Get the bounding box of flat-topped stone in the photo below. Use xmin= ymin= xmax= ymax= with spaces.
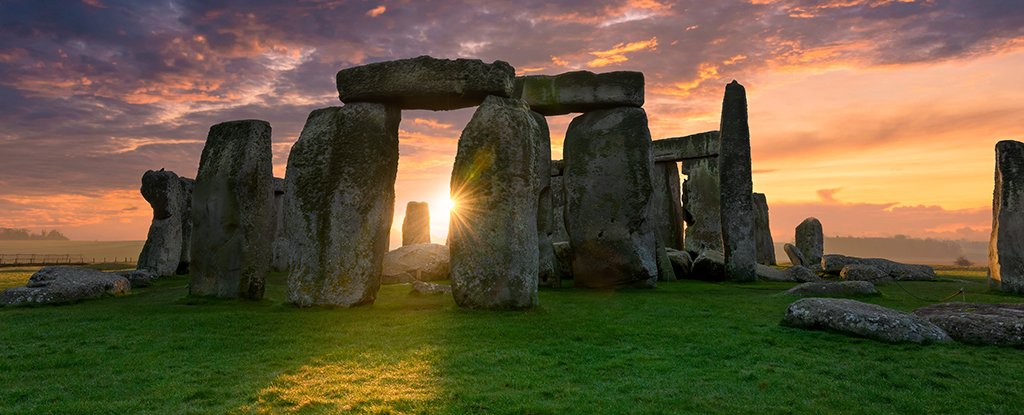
xmin=336 ymin=56 xmax=515 ymax=110
xmin=1 ymin=266 xmax=130 ymax=306
xmin=783 ymin=298 xmax=951 ymax=344
xmin=821 ymin=254 xmax=936 ymax=281
xmin=915 ymin=302 xmax=1024 ymax=346
xmin=513 ymin=71 xmax=644 ymax=116
xmin=652 ymin=131 xmax=720 ymax=162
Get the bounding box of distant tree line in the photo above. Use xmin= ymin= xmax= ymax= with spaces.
xmin=824 ymin=235 xmax=962 ymax=263
xmin=0 ymin=228 xmax=70 ymax=241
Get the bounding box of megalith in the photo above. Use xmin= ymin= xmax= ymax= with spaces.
xmin=682 ymin=157 xmax=721 ymax=255
xmin=990 ymin=140 xmax=1024 ymax=293
xmin=652 ymin=161 xmax=685 ymax=251
xmin=285 ymin=104 xmax=400 ymax=307
xmin=796 ymin=217 xmax=824 ymax=267
xmin=513 ymin=71 xmax=644 ymax=116
xmin=718 ymin=81 xmax=756 ymax=282
xmin=532 ymin=111 xmax=558 ymax=288
xmin=271 ymin=178 xmax=289 ymax=272
xmin=176 ymin=177 xmax=194 ymax=275
xmin=449 ymin=96 xmax=541 ymax=308
xmin=402 ymin=201 xmax=431 ymax=246
xmin=137 ymin=169 xmax=184 ymax=277
xmin=550 ymin=165 xmax=570 ymax=244
xmin=753 ymin=192 xmax=776 ymax=265
xmin=189 ymin=120 xmax=274 ymax=299
xmin=563 ymin=106 xmax=658 ymax=289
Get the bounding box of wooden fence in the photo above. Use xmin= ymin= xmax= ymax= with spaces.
xmin=0 ymin=254 xmax=134 ymax=266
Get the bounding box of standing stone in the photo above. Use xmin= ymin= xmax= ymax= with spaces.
xmin=270 ymin=178 xmax=289 ymax=272
xmin=402 ymin=201 xmax=431 ymax=246
xmin=753 ymin=192 xmax=776 ymax=265
xmin=796 ymin=217 xmax=824 ymax=267
xmin=991 ymin=140 xmax=1024 ymax=293
xmin=189 ymin=120 xmax=274 ymax=299
xmin=682 ymin=156 xmax=721 ymax=255
xmin=550 ymin=174 xmax=570 ymax=243
xmin=718 ymin=81 xmax=756 ymax=282
xmin=532 ymin=111 xmax=558 ymax=288
xmin=285 ymin=104 xmax=399 ymax=307
xmin=137 ymin=169 xmax=183 ymax=278
xmin=564 ymin=106 xmax=658 ymax=289
xmin=176 ymin=177 xmax=194 ymax=275
xmin=652 ymin=161 xmax=685 ymax=251
xmin=449 ymin=96 xmax=540 ymax=309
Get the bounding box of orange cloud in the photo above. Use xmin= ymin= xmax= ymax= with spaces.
xmin=587 ymin=37 xmax=658 ymax=67
xmin=366 ymin=5 xmax=386 ymax=17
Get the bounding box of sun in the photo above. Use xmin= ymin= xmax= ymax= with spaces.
xmin=437 ymin=196 xmax=456 ymax=214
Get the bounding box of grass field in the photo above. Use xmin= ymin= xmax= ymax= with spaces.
xmin=1 ymin=266 xmax=1022 ymax=414
xmin=0 ymin=240 xmax=145 ymax=264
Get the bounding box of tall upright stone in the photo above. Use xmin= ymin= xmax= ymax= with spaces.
xmin=176 ymin=177 xmax=194 ymax=275
xmin=285 ymin=104 xmax=400 ymax=307
xmin=532 ymin=111 xmax=558 ymax=288
xmin=189 ymin=120 xmax=274 ymax=299
xmin=990 ymin=140 xmax=1024 ymax=293
xmin=682 ymin=155 xmax=722 ymax=255
xmin=402 ymin=201 xmax=431 ymax=246
xmin=753 ymin=192 xmax=776 ymax=265
xmin=652 ymin=161 xmax=685 ymax=251
xmin=137 ymin=169 xmax=184 ymax=277
xmin=550 ymin=174 xmax=570 ymax=244
xmin=270 ymin=178 xmax=289 ymax=272
xmin=796 ymin=217 xmax=824 ymax=267
xmin=564 ymin=106 xmax=658 ymax=289
xmin=449 ymin=96 xmax=540 ymax=308
xmin=718 ymin=81 xmax=756 ymax=282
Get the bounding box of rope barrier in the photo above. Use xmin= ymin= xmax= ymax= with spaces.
xmin=890 ymin=277 xmax=966 ymax=303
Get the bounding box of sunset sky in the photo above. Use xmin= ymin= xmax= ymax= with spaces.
xmin=0 ymin=0 xmax=1021 ymax=247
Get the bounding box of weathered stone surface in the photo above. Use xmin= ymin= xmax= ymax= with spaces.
xmin=449 ymin=96 xmax=541 ymax=308
xmin=550 ymin=159 xmax=565 ymax=177
xmin=563 ymin=106 xmax=658 ymax=289
xmin=719 ymin=81 xmax=756 ymax=282
xmin=190 ymin=120 xmax=274 ymax=300
xmin=513 ymin=71 xmax=644 ymax=116
xmin=177 ymin=177 xmax=194 ymax=275
xmin=118 ymin=269 xmax=159 ymax=288
xmin=652 ymin=131 xmax=720 ymax=162
xmin=821 ymin=254 xmax=936 ymax=281
xmin=652 ymin=161 xmax=685 ymax=251
xmin=691 ymin=250 xmax=726 ymax=281
xmin=753 ymin=193 xmax=776 ymax=265
xmin=656 ymin=243 xmax=677 ymax=282
xmin=336 ymin=56 xmax=515 ymax=110
xmin=0 ymin=267 xmax=130 ymax=306
xmin=990 ymin=140 xmax=1024 ymax=293
xmin=533 ymin=111 xmax=558 ymax=288
xmin=410 ymin=281 xmax=452 ymax=296
xmin=270 ymin=177 xmax=289 ymax=272
xmin=785 ymin=281 xmax=878 ymax=297
xmin=788 ymin=265 xmax=822 ymax=283
xmin=402 ymin=201 xmax=431 ymax=246
xmin=137 ymin=169 xmax=184 ymax=277
xmin=757 ymin=264 xmax=821 ymax=282
xmin=553 ymin=241 xmax=572 ymax=282
xmin=783 ymin=243 xmax=806 ymax=266
xmin=915 ymin=302 xmax=1024 ymax=346
xmin=783 ymin=298 xmax=951 ymax=344
xmin=796 ymin=217 xmax=824 ymax=267
xmin=382 ymin=243 xmax=449 ymax=284
xmin=550 ymin=175 xmax=570 ymax=243
xmin=285 ymin=105 xmax=399 ymax=307
xmin=681 ymin=156 xmax=721 ymax=255
xmin=666 ymin=249 xmax=692 ymax=279
xmin=840 ymin=264 xmax=892 ymax=284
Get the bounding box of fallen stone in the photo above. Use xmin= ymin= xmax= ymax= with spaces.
xmin=681 ymin=155 xmax=721 ymax=255
xmin=691 ymin=250 xmax=726 ymax=281
xmin=785 ymin=281 xmax=878 ymax=297
xmin=563 ymin=106 xmax=658 ymax=289
xmin=336 ymin=56 xmax=515 ymax=110
xmin=513 ymin=71 xmax=644 ymax=116
xmin=382 ymin=243 xmax=450 ymax=284
xmin=990 ymin=140 xmax=1024 ymax=293
xmin=840 ymin=264 xmax=893 ymax=285
xmin=666 ymin=249 xmax=692 ymax=279
xmin=753 ymin=193 xmax=776 ymax=265
xmin=914 ymin=302 xmax=1024 ymax=346
xmin=0 ymin=267 xmax=130 ymax=306
xmin=821 ymin=254 xmax=936 ymax=281
xmin=177 ymin=177 xmax=194 ymax=275
xmin=757 ymin=264 xmax=821 ymax=282
xmin=410 ymin=280 xmax=452 ymax=296
xmin=796 ymin=218 xmax=824 ymax=267
xmin=719 ymin=81 xmax=756 ymax=282
xmin=190 ymin=120 xmax=274 ymax=300
xmin=137 ymin=169 xmax=184 ymax=277
xmin=651 ymin=161 xmax=685 ymax=251
xmin=784 ymin=243 xmax=807 ymax=267
xmin=449 ymin=96 xmax=541 ymax=308
xmin=402 ymin=201 xmax=431 ymax=246
xmin=783 ymin=298 xmax=951 ymax=344
xmin=652 ymin=131 xmax=720 ymax=162
xmin=787 ymin=265 xmax=822 ymax=283
xmin=118 ymin=269 xmax=159 ymax=288
xmin=285 ymin=105 xmax=399 ymax=307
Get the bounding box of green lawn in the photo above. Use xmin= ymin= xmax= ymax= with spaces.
xmin=0 ymin=266 xmax=1022 ymax=414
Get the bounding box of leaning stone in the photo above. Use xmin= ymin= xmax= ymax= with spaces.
xmin=681 ymin=156 xmax=721 ymax=255
xmin=137 ymin=169 xmax=184 ymax=278
xmin=666 ymin=249 xmax=692 ymax=279
xmin=0 ymin=267 xmax=130 ymax=306
xmin=553 ymin=241 xmax=572 ymax=283
xmin=783 ymin=243 xmax=806 ymax=266
xmin=382 ymin=243 xmax=450 ymax=284
xmin=914 ymin=302 xmax=1024 ymax=346
xmin=177 ymin=177 xmax=194 ymax=275
xmin=840 ymin=264 xmax=892 ymax=285
xmin=990 ymin=140 xmax=1024 ymax=293
xmin=513 ymin=71 xmax=644 ymax=116
xmin=118 ymin=269 xmax=159 ymax=288
xmin=652 ymin=131 xmax=720 ymax=163
xmin=796 ymin=217 xmax=824 ymax=267
xmin=402 ymin=201 xmax=431 ymax=246
xmin=285 ymin=105 xmax=399 ymax=307
xmin=785 ymin=281 xmax=878 ymax=297
xmin=410 ymin=281 xmax=452 ymax=296
xmin=449 ymin=96 xmax=541 ymax=308
xmin=563 ymin=106 xmax=658 ymax=289
xmin=821 ymin=254 xmax=936 ymax=281
xmin=753 ymin=193 xmax=776 ymax=265
xmin=532 ymin=111 xmax=558 ymax=288
xmin=691 ymin=250 xmax=727 ymax=281
xmin=336 ymin=56 xmax=515 ymax=110
xmin=190 ymin=120 xmax=274 ymax=300
xmin=782 ymin=298 xmax=951 ymax=344
xmin=651 ymin=161 xmax=685 ymax=251
xmin=719 ymin=81 xmax=756 ymax=282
